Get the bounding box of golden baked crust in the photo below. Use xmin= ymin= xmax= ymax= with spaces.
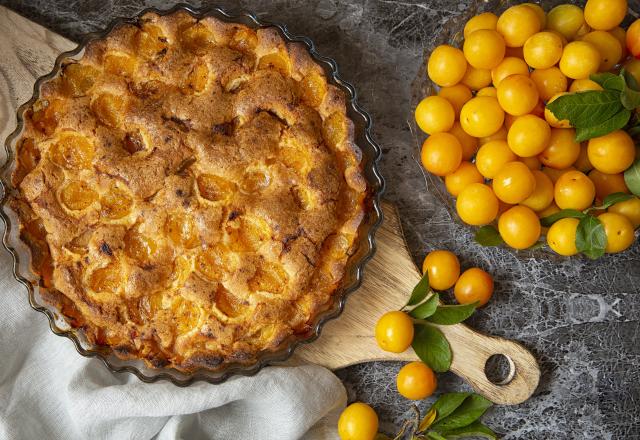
xmin=11 ymin=10 xmax=367 ymax=371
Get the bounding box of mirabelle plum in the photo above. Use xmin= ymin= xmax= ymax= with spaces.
xmin=60 ymin=181 xmax=98 ymax=211
xmin=197 ymin=174 xmax=236 ymax=203
xmin=89 ymin=261 xmax=122 ymax=294
xmin=136 ymin=24 xmax=168 ymax=58
xmin=249 ymin=262 xmax=288 ymax=294
xmin=165 ymin=212 xmax=199 ymax=248
xmin=463 ymin=29 xmax=506 ymax=70
xmin=598 ymin=212 xmax=635 ymax=253
xmin=460 ymin=97 xmax=505 ymax=138
xmin=62 ymin=63 xmax=99 ymax=97
xmin=124 ymin=230 xmax=158 ymax=262
xmin=258 ymin=52 xmax=292 ymax=76
xmin=182 ymin=64 xmax=209 ymax=95
xmin=300 ymin=71 xmax=328 ymax=107
xmin=497 ymin=4 xmax=541 ymax=47
xmin=554 ymin=170 xmax=596 ymax=210
xmin=180 ymin=22 xmax=214 ymax=54
xmin=100 ymin=185 xmax=133 ymax=220
xmin=91 ymin=93 xmax=126 ymax=128
xmin=323 ymin=112 xmax=348 ymax=149
xmin=104 ymin=52 xmax=137 ymax=77
xmin=229 ymin=27 xmax=258 ymax=53
xmin=427 ymin=45 xmax=468 ymax=87
xmin=584 ymin=0 xmax=627 ymax=31
xmin=50 ymin=132 xmax=94 ymax=170
xmin=498 ymin=205 xmax=541 ymax=249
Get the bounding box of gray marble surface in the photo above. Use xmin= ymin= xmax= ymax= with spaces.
xmin=2 ymin=0 xmax=639 ymax=438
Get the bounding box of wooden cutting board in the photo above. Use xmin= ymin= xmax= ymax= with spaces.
xmin=0 ymin=6 xmax=540 ymax=405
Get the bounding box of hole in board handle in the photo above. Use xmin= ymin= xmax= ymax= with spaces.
xmin=484 ymin=353 xmax=515 ymax=385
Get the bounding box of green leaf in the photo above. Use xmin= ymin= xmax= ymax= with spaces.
xmin=412 ymin=324 xmax=452 ymax=373
xmin=624 ymin=68 xmax=640 ymax=91
xmin=431 ymin=394 xmax=492 ymax=431
xmin=540 ymin=209 xmax=586 ymax=227
xmin=440 ymin=421 xmax=498 ymax=439
xmin=474 ymin=225 xmax=504 ymax=247
xmin=426 ymin=302 xmax=478 ymax=325
xmin=426 ymin=433 xmax=447 ymax=440
xmin=429 ymin=393 xmax=472 ymax=424
xmin=625 ymin=159 xmax=640 ymax=196
xmin=575 ymin=215 xmax=606 ymax=260
xmin=590 ymin=72 xmax=625 ymax=92
xmin=600 ymin=192 xmax=635 ymax=209
xmin=527 ymin=241 xmax=545 ymax=251
xmin=574 ymin=109 xmax=631 ymax=142
xmin=621 ymin=85 xmax=640 ymax=110
xmin=410 ymin=292 xmax=440 ymax=319
xmin=407 ymin=272 xmax=430 ymax=307
xmin=546 ymin=90 xmax=622 ymax=130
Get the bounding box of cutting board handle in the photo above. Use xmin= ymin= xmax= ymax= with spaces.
xmin=294 ymin=201 xmax=540 ymax=405
xmin=441 ymin=322 xmax=539 ymax=405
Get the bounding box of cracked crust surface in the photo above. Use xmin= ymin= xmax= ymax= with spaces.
xmin=11 ymin=10 xmax=367 ymax=371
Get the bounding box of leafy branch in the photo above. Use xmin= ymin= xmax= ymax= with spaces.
xmin=474 ymin=192 xmax=638 ymax=259
xmin=402 ymin=273 xmax=478 ymax=372
xmin=377 ymin=393 xmax=497 ymax=440
xmin=539 ymin=192 xmax=636 ymax=259
xmin=546 ymin=70 xmax=640 ymax=142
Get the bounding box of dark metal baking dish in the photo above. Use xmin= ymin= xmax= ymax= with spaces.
xmin=0 ymin=3 xmax=385 ymax=385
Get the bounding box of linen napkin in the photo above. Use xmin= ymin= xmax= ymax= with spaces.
xmin=0 ymin=238 xmax=346 ymax=440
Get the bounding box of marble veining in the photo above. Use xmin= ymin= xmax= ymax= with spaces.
xmin=1 ymin=0 xmax=639 ymax=438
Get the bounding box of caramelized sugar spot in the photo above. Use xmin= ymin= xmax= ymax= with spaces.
xmin=50 ymin=132 xmax=94 ymax=170
xmin=300 ymin=72 xmax=327 ymax=107
xmin=215 ymin=286 xmax=248 ymax=318
xmin=62 ymin=63 xmax=99 ymax=97
xmin=91 ymin=93 xmax=125 ymax=128
xmin=88 ymin=261 xmax=123 ymax=294
xmin=182 ymin=64 xmax=209 ymax=95
xmin=135 ymin=24 xmax=167 ymax=58
xmin=323 ymin=111 xmax=347 ymax=150
xmin=171 ymin=297 xmax=202 ymax=333
xmin=100 ymin=185 xmax=133 ymax=220
xmin=240 ymin=169 xmax=270 ymax=194
xmin=165 ymin=212 xmax=199 ymax=248
xmin=196 ymin=174 xmax=236 ymax=203
xmin=226 ymin=216 xmax=271 ymax=252
xmin=258 ymin=53 xmax=291 ymax=76
xmin=124 ymin=229 xmax=158 ymax=262
xmin=60 ymin=181 xmax=98 ymax=211
xmin=123 ymin=130 xmax=147 ymax=154
xmin=104 ymin=52 xmax=137 ymax=77
xmin=248 ymin=262 xmax=287 ymax=294
xmin=229 ymin=28 xmax=258 ymax=53
xmin=180 ymin=22 xmax=214 ymax=54
xmin=30 ymin=99 xmax=63 ymax=135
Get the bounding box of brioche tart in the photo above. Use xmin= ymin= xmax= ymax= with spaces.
xmin=6 ymin=9 xmax=373 ymax=373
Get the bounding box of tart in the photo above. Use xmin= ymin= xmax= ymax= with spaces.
xmin=10 ymin=10 xmax=367 ymax=371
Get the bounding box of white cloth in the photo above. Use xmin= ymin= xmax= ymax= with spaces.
xmin=0 ymin=238 xmax=345 ymax=440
